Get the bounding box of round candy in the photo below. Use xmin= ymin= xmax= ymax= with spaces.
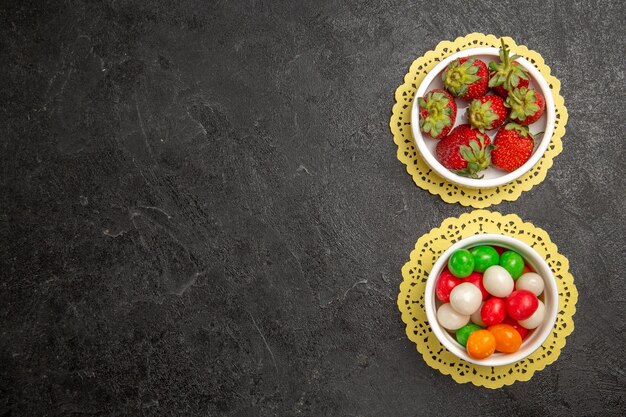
xmin=506 ymin=290 xmax=539 ymax=320
xmin=448 ymin=249 xmax=475 ymax=278
xmin=437 ymin=303 xmax=470 ymax=331
xmin=488 ymin=324 xmax=522 ymax=353
xmin=470 ymin=246 xmax=500 ymax=273
xmin=463 ymin=272 xmax=489 ymax=300
xmin=435 ymin=268 xmax=463 ymax=303
xmin=499 ymin=251 xmax=525 ymax=279
xmin=482 ymin=265 xmax=514 ymax=297
xmin=466 ymin=329 xmax=496 ymax=359
xmin=493 ymin=246 xmax=507 ymax=255
xmin=436 ymin=269 xmax=463 ymax=302
xmin=515 ymin=272 xmax=545 ymax=296
xmin=470 ymin=302 xmax=486 ymax=327
xmin=519 ymin=300 xmax=546 ymax=329
xmin=522 ymin=263 xmax=533 ymax=275
xmin=480 ymin=297 xmax=506 ymax=326
xmin=455 ymin=323 xmax=483 ymax=347
xmin=502 ymin=316 xmax=529 ymax=339
xmin=449 ymin=282 xmax=483 ymax=315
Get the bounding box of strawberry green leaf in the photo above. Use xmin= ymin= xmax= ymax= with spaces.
xmin=489 ymin=38 xmax=530 ymax=92
xmin=467 ymin=98 xmax=500 ymax=132
xmin=418 ymin=90 xmax=454 ymax=138
xmin=443 ymin=58 xmax=485 ymax=98
xmin=505 ymin=87 xmax=541 ymax=121
xmin=504 ymin=122 xmax=530 ymax=136
xmin=469 ymin=140 xmax=481 ymax=154
xmin=459 ymin=146 xmax=474 ymax=161
xmin=466 ymin=65 xmax=479 ymax=75
xmin=453 ymin=135 xmax=492 ymax=178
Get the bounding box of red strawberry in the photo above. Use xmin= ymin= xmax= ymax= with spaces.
xmin=505 ymin=87 xmax=545 ymax=125
xmin=435 ymin=124 xmax=493 ymax=178
xmin=489 ymin=39 xmax=530 ymax=97
xmin=467 ymin=95 xmax=509 ymax=132
xmin=442 ymin=57 xmax=489 ymax=100
xmin=418 ymin=89 xmax=457 ymax=139
xmin=491 ymin=123 xmax=536 ymax=172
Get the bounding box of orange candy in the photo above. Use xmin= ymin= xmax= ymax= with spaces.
xmin=488 ymin=324 xmax=523 ymax=353
xmin=466 ymin=330 xmax=496 ymax=359
xmin=522 ymin=263 xmax=534 ymax=274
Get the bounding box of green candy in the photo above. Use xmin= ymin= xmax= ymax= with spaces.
xmin=448 ymin=249 xmax=475 ymax=278
xmin=470 ymin=245 xmax=500 ymax=273
xmin=456 ymin=323 xmax=483 ymax=347
xmin=499 ymin=250 xmax=525 ymax=279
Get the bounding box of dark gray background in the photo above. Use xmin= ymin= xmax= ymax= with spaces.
xmin=1 ymin=0 xmax=625 ymax=416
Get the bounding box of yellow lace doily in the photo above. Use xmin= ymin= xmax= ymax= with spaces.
xmin=390 ymin=33 xmax=568 ymax=207
xmin=397 ymin=210 xmax=577 ymax=388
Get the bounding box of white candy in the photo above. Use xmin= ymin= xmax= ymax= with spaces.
xmin=437 ymin=303 xmax=470 ymax=331
xmin=470 ymin=302 xmax=486 ymax=327
xmin=516 ymin=272 xmax=545 ymax=296
xmin=519 ymin=300 xmax=546 ymax=329
xmin=483 ymin=265 xmax=514 ymax=298
xmin=449 ymin=282 xmax=482 ymax=315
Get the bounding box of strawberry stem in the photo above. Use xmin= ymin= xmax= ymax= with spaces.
xmin=505 ymin=71 xmax=514 ymax=91
xmin=501 ymin=38 xmax=510 ymax=68
xmin=509 ymin=92 xmax=523 ymax=105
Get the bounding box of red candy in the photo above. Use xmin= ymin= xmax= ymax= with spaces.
xmin=436 ymin=269 xmax=462 ymax=302
xmin=464 ymin=272 xmax=489 ymax=300
xmin=506 ymin=290 xmax=539 ymax=320
xmin=502 ymin=316 xmax=529 ymax=339
xmin=493 ymin=246 xmax=507 ymax=255
xmin=481 ymin=297 xmax=507 ymax=326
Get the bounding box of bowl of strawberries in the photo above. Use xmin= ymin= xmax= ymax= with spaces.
xmin=411 ymin=39 xmax=556 ymax=188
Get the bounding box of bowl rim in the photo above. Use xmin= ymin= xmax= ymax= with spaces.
xmin=410 ymin=46 xmax=556 ymax=189
xmin=424 ymin=233 xmax=558 ymax=367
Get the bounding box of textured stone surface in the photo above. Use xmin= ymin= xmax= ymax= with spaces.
xmin=1 ymin=0 xmax=625 ymax=415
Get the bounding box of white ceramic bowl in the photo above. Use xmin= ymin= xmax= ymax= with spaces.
xmin=410 ymin=47 xmax=555 ymax=188
xmin=424 ymin=234 xmax=558 ymax=366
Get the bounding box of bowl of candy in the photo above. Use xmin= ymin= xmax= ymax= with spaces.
xmin=424 ymin=234 xmax=558 ymax=366
xmin=410 ymin=38 xmax=556 ymax=188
